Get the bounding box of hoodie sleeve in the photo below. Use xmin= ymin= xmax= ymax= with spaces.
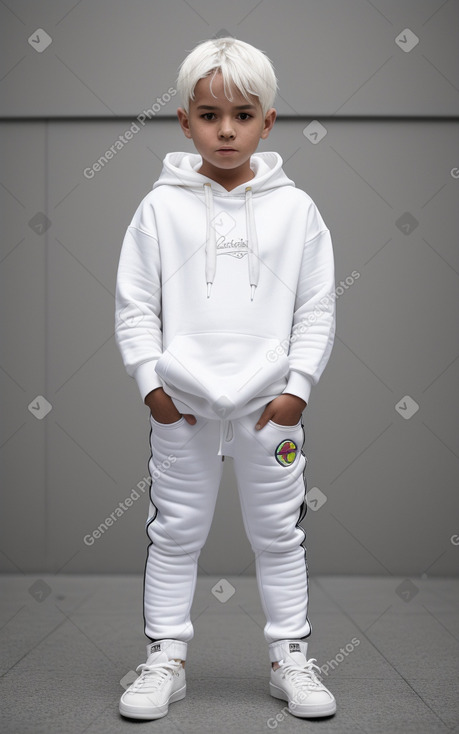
xmin=115 ymin=210 xmax=163 ymax=402
xmin=283 ymin=207 xmax=336 ymax=405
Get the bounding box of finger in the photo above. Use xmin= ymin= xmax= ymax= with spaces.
xmin=183 ymin=414 xmax=197 ymax=425
xmin=255 ymin=407 xmax=273 ymax=430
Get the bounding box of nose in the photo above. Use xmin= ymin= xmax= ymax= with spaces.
xmin=218 ymin=117 xmax=235 ymax=139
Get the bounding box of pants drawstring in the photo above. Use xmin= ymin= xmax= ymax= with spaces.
xmin=217 ymin=421 xmax=225 ymax=456
xmin=217 ymin=419 xmax=234 ymax=456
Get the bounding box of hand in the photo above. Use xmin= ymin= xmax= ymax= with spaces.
xmin=255 ymin=393 xmax=306 ymax=430
xmin=144 ymin=387 xmax=196 ymax=425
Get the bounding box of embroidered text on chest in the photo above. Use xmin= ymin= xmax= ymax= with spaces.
xmin=216 ymin=235 xmax=248 ymax=259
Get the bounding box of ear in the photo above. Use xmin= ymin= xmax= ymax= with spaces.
xmin=177 ymin=108 xmax=192 ymax=139
xmin=260 ymin=108 xmax=277 ymax=140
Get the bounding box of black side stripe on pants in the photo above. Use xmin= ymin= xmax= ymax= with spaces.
xmin=297 ymin=416 xmax=311 ymax=639
xmin=143 ymin=419 xmax=159 ymax=643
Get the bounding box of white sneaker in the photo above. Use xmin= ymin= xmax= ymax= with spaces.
xmin=269 ymin=642 xmax=336 ymax=718
xmin=119 ymin=645 xmax=186 ymax=720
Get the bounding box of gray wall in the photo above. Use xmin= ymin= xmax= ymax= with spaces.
xmin=1 ymin=0 xmax=458 ymax=578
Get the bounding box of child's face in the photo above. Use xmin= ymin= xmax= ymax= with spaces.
xmin=177 ymin=72 xmax=276 ymax=188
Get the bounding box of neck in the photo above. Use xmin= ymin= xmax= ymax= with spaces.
xmin=198 ymin=161 xmax=255 ymax=191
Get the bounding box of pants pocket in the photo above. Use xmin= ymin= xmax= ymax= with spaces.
xmin=150 ymin=414 xmax=185 ymax=429
xmin=267 ymin=419 xmax=302 ymax=430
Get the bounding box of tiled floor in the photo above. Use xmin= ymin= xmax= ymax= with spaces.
xmin=0 ymin=574 xmax=458 ymax=733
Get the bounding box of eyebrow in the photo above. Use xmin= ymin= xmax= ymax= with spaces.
xmin=196 ymin=104 xmax=257 ymax=111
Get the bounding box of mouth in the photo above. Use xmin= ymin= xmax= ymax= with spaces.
xmin=217 ymin=147 xmax=237 ymax=152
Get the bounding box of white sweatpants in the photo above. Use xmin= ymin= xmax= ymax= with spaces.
xmin=143 ymin=407 xmax=311 ymax=646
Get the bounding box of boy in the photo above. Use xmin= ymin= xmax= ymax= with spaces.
xmin=115 ymin=37 xmax=336 ymax=720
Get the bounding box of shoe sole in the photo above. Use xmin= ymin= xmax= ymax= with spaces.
xmin=119 ymin=684 xmax=186 ymax=720
xmin=269 ymin=682 xmax=336 ymax=718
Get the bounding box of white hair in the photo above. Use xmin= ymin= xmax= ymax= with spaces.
xmin=176 ymin=37 xmax=278 ymax=116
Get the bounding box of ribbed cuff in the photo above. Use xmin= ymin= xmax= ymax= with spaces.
xmin=283 ymin=370 xmax=313 ymax=405
xmin=134 ymin=361 xmax=163 ymax=401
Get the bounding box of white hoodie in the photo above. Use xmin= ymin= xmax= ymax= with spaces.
xmin=115 ymin=151 xmax=336 ymax=420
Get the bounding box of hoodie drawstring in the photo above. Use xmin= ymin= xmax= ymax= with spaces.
xmin=244 ymin=186 xmax=260 ymax=302
xmin=204 ymin=183 xmax=259 ymax=300
xmin=204 ymin=183 xmax=216 ymax=298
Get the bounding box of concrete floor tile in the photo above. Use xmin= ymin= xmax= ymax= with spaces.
xmin=0 ymin=574 xmax=457 ymax=734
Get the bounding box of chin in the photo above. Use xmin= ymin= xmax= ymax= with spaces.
xmin=211 ymin=159 xmax=240 ymax=169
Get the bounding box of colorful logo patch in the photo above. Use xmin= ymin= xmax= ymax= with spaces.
xmin=275 ymin=439 xmax=298 ymax=466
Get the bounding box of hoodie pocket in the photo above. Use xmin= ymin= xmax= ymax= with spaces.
xmin=155 ymin=333 xmax=289 ymax=418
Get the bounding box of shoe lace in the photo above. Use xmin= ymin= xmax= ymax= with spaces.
xmin=130 ymin=659 xmax=181 ymax=692
xmin=278 ymin=657 xmax=324 ymax=690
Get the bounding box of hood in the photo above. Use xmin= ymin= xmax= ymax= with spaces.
xmin=153 ymin=151 xmax=294 ymax=195
xmin=152 ymin=152 xmax=295 ymax=299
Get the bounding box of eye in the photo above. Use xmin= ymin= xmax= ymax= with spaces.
xmin=201 ymin=112 xmax=216 ymax=120
xmin=238 ymin=112 xmax=252 ymax=120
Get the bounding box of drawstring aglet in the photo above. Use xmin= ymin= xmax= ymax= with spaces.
xmin=250 ymin=285 xmax=256 ymax=301
xmin=207 ymin=282 xmax=212 ymax=298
